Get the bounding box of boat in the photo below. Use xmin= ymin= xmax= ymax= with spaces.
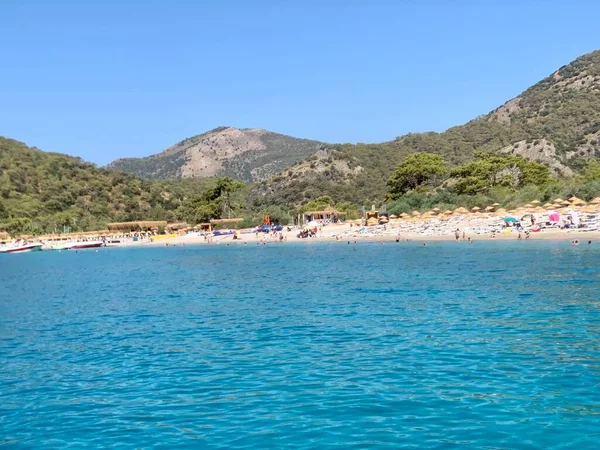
xmin=43 ymin=240 xmax=104 ymax=251
xmin=0 ymin=241 xmax=43 ymax=254
xmin=67 ymin=240 xmax=104 ymax=250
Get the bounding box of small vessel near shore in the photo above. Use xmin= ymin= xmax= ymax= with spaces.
xmin=0 ymin=241 xmax=43 ymax=254
xmin=43 ymin=240 xmax=104 ymax=251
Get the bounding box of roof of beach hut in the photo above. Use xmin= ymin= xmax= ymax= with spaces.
xmin=108 ymin=221 xmax=167 ymax=231
xmin=166 ymin=222 xmax=189 ymax=230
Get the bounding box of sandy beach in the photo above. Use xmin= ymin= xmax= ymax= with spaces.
xmin=140 ymin=222 xmax=600 ymax=247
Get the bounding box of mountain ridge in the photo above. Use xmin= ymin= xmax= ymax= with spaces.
xmin=106 ymin=126 xmax=325 ymax=182
xmin=250 ymin=49 xmax=600 ymax=209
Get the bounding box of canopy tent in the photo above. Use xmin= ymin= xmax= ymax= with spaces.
xmin=504 ymin=217 xmax=518 ymax=223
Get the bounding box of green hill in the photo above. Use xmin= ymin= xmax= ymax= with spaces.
xmin=251 ymin=50 xmax=600 ymax=209
xmin=0 ymin=137 xmax=214 ymax=235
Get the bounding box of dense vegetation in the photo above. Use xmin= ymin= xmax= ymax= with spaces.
xmin=0 ymin=137 xmax=214 ymax=235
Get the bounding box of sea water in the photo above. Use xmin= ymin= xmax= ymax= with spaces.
xmin=1 ymin=241 xmax=599 ymax=448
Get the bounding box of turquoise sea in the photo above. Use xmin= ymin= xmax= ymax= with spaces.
xmin=1 ymin=241 xmax=600 ymax=448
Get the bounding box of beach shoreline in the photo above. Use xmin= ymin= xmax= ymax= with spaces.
xmin=137 ymin=224 xmax=599 ymax=247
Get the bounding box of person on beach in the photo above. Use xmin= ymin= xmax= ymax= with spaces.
xmin=462 ymin=231 xmax=466 ymax=240
xmin=455 ymin=229 xmax=460 ymax=242
xmin=588 ymin=240 xmax=592 ymax=245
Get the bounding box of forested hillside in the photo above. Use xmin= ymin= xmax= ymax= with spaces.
xmin=251 ymin=50 xmax=600 ymax=209
xmin=0 ymin=137 xmax=215 ymax=234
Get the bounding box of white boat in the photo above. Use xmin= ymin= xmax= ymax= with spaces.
xmin=44 ymin=240 xmax=104 ymax=251
xmin=0 ymin=241 xmax=43 ymax=254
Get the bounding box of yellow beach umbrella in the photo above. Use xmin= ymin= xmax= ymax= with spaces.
xmin=484 ymin=206 xmax=494 ymax=212
xmin=471 ymin=206 xmax=481 ymax=212
xmin=492 ymin=202 xmax=501 ymax=207
xmin=543 ymin=202 xmax=553 ymax=208
xmin=554 ymin=198 xmax=564 ymax=203
xmin=454 ymin=207 xmax=469 ymax=214
xmin=531 ymin=200 xmax=540 ymax=204
xmin=523 ymin=203 xmax=534 ymax=208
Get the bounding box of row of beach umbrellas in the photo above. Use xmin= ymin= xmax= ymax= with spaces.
xmin=389 ymin=196 xmax=600 ymax=221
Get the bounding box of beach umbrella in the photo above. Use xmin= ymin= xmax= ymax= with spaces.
xmin=531 ymin=200 xmax=541 ymax=204
xmin=389 ymin=214 xmax=398 ymax=219
xmin=504 ymin=217 xmax=518 ymax=223
xmin=543 ymin=202 xmax=553 ymax=208
xmin=432 ymin=207 xmax=440 ymax=212
xmin=454 ymin=207 xmax=469 ymax=214
xmin=571 ymin=198 xmax=586 ymax=206
xmin=551 ymin=203 xmax=562 ymax=209
xmin=411 ymin=210 xmax=421 ymax=216
xmin=484 ymin=206 xmax=494 ymax=211
xmin=523 ymin=203 xmax=533 ymax=208
xmin=590 ymin=197 xmax=600 ymax=205
xmin=549 ymin=212 xmax=560 ymax=222
xmin=471 ymin=206 xmax=481 ymax=212
xmin=443 ymin=209 xmax=453 ymax=215
xmin=492 ymin=203 xmax=501 ymax=206
xmin=400 ymin=213 xmax=410 ymax=218
xmin=554 ymin=198 xmax=564 ymax=203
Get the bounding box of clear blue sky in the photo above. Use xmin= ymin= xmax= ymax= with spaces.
xmin=1 ymin=0 xmax=598 ymax=165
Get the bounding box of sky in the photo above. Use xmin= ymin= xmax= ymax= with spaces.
xmin=1 ymin=0 xmax=599 ymax=165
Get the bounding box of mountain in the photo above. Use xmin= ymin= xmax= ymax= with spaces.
xmin=0 ymin=137 xmax=215 ymax=234
xmin=250 ymin=50 xmax=600 ymax=209
xmin=107 ymin=126 xmax=325 ymax=182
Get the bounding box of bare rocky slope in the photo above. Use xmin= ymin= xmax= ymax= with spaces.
xmin=106 ymin=127 xmax=324 ymax=182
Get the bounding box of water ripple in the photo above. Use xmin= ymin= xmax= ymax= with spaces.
xmin=1 ymin=242 xmax=600 ymax=448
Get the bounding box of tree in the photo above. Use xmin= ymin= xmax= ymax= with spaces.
xmin=450 ymin=154 xmax=552 ymax=195
xmin=386 ymin=153 xmax=447 ymax=199
xmin=581 ymin=159 xmax=600 ymax=182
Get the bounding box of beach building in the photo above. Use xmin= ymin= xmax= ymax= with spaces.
xmin=303 ymin=207 xmax=345 ymax=224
